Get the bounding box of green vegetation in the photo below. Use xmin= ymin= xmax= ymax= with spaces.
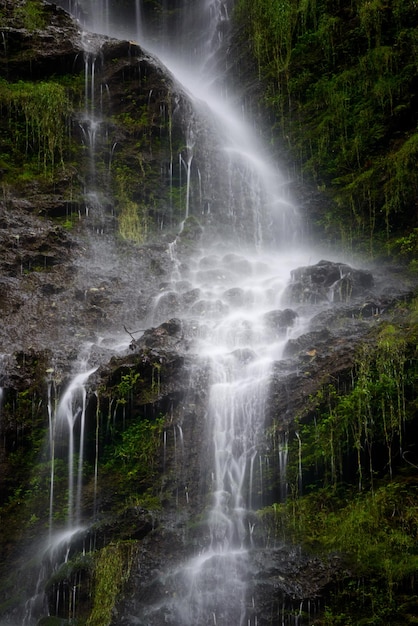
xmin=0 ymin=0 xmax=47 ymax=31
xmin=93 ymin=361 xmax=167 ymax=507
xmin=46 ymin=553 xmax=94 ymax=590
xmin=87 ymin=541 xmax=136 ymax=626
xmin=261 ymin=299 xmax=418 ymax=624
xmin=234 ymin=0 xmax=418 ymax=257
xmin=0 ymin=358 xmax=166 ymax=622
xmin=291 ymin=321 xmax=412 ymax=491
xmin=103 ymin=414 xmax=165 ymax=494
xmin=114 ymin=371 xmax=141 ymax=405
xmin=15 ymin=0 xmax=46 ymax=30
xmin=0 ymin=79 xmax=72 ymax=178
xmin=111 ymin=107 xmax=150 ymax=134
xmin=113 ymin=165 xmax=150 ymax=242
xmin=0 ymin=1 xmax=188 ymax=239
xmin=260 ymin=481 xmax=418 ymax=625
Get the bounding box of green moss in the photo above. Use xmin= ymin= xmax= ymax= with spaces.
xmin=14 ymin=0 xmax=47 ymax=31
xmin=111 ymin=107 xmax=150 ymax=133
xmin=86 ymin=541 xmax=136 ymax=626
xmin=383 ymin=132 xmax=418 ymax=226
xmin=0 ymin=78 xmax=72 ymax=178
xmin=103 ymin=414 xmax=165 ymax=493
xmin=234 ymin=0 xmax=418 ymax=254
xmin=260 ymin=296 xmax=418 ymax=623
xmin=258 ymin=474 xmax=418 ymax=623
xmin=46 ymin=554 xmax=94 ymax=590
xmin=287 ymin=315 xmax=415 ymax=492
xmin=113 ymin=166 xmax=150 ymax=243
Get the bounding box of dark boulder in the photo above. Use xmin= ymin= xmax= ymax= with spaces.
xmin=249 ymin=547 xmax=344 ymax=625
xmin=133 ymin=318 xmax=185 ymax=353
xmin=264 ymin=308 xmax=298 ymax=335
xmin=283 ymin=259 xmax=374 ymax=304
xmin=231 ymin=347 xmax=257 ymax=363
xmin=0 ymin=1 xmax=86 ymax=79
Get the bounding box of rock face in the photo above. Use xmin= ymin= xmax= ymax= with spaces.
xmin=0 ymin=1 xmax=84 ymax=78
xmin=0 ymin=0 xmax=201 ymax=362
xmin=0 ymin=2 xmax=417 ymax=626
xmin=284 ymin=259 xmax=374 ymax=304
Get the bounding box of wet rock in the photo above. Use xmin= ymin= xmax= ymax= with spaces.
xmin=250 ymin=547 xmax=344 ymax=624
xmin=284 ymin=259 xmax=374 ymax=305
xmin=182 ymin=287 xmax=201 ymax=306
xmin=266 ymin=291 xmax=398 ymax=432
xmin=90 ymin=506 xmax=156 ymax=544
xmin=231 ymin=348 xmax=257 ymax=363
xmin=0 ymin=2 xmax=86 ymax=79
xmin=308 ymin=302 xmax=384 ymax=333
xmin=152 ymin=291 xmax=182 ymax=321
xmin=189 ymin=298 xmax=229 ymax=318
xmin=196 ymin=268 xmax=234 ymax=286
xmin=222 ymin=253 xmax=253 ymax=275
xmin=283 ymin=329 xmax=331 ymax=359
xmin=264 ymin=308 xmax=298 ymax=335
xmin=174 ymin=280 xmax=193 ymax=292
xmin=0 ymin=278 xmax=22 ymax=314
xmin=198 ymin=254 xmax=220 ymax=268
xmin=134 ymin=318 xmax=185 ymax=353
xmin=359 ymin=300 xmax=382 ymax=317
xmin=331 ymin=268 xmax=374 ymax=302
xmin=223 ymin=287 xmax=247 ymax=307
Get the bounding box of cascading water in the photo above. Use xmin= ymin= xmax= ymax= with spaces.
xmin=8 ymin=1 xmax=327 ymax=624
xmin=141 ymin=243 xmax=308 ymax=624
xmin=120 ymin=3 xmax=313 ymax=623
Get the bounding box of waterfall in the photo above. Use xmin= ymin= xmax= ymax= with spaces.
xmin=8 ymin=1 xmax=322 ymax=624
xmin=89 ymin=2 xmax=308 ymax=623
xmin=135 ymin=0 xmax=143 ymax=41
xmin=128 ymin=2 xmax=313 ymax=622
xmin=143 ymin=243 xmax=306 ymax=624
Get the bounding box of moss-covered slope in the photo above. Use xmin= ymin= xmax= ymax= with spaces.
xmin=234 ymin=0 xmax=418 ymax=258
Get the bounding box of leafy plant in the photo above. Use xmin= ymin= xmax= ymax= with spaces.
xmin=102 ymin=414 xmax=165 ymax=495
xmin=115 ymin=371 xmax=141 ymax=405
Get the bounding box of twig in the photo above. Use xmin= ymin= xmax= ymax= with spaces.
xmin=123 ymin=324 xmax=146 ymax=342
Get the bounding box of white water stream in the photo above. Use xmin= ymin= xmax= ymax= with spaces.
xmin=19 ymin=1 xmax=326 ymax=624
xmin=144 ymin=245 xmax=313 ymax=624
xmin=118 ymin=2 xmax=314 ymax=624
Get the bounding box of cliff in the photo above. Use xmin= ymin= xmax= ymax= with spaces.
xmin=0 ymin=2 xmax=417 ymax=626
